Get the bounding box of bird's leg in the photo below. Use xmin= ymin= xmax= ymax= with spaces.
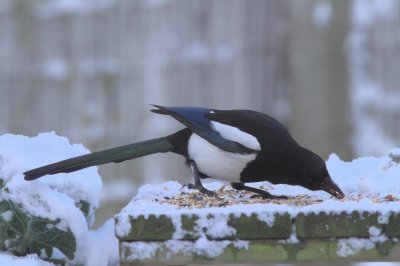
xmin=231 ymin=182 xmax=288 ymax=199
xmin=188 ymin=160 xmax=218 ymax=197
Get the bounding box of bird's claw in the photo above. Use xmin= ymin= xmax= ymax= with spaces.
xmin=251 ymin=193 xmax=289 ymax=200
xmin=187 ymin=183 xmax=219 ymax=198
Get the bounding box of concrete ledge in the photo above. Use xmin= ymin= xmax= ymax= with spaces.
xmin=115 ymin=181 xmax=400 ymax=264
xmin=295 ymin=211 xmax=382 ymax=238
xmin=116 ymin=210 xmax=400 ymax=264
xmin=119 ymin=239 xmax=400 ymax=264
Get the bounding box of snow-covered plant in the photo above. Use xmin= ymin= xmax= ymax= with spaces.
xmin=0 ymin=179 xmax=76 ymax=261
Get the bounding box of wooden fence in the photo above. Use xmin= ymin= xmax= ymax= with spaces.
xmin=0 ymin=0 xmax=399 ymax=225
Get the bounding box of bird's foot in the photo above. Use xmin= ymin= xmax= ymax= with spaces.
xmin=251 ymin=192 xmax=289 ymax=200
xmin=231 ymin=183 xmax=288 ymax=200
xmin=187 ymin=183 xmax=219 ymax=198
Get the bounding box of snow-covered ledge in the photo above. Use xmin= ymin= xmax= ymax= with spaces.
xmin=116 ymin=150 xmax=400 ymax=264
xmin=1 ymin=132 xmax=399 ymax=264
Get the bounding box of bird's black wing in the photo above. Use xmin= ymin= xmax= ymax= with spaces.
xmin=151 ymin=105 xmax=256 ymax=154
xmin=206 ymin=109 xmax=295 ymax=148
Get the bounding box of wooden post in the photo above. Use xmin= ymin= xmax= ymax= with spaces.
xmin=289 ymin=0 xmax=351 ymax=160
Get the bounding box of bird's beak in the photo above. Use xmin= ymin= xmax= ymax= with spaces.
xmin=321 ymin=176 xmax=345 ymax=199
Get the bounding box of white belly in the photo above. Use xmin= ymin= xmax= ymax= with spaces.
xmin=187 ymin=134 xmax=257 ymax=183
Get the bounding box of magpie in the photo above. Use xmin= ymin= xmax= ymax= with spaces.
xmin=24 ymin=105 xmax=345 ymax=199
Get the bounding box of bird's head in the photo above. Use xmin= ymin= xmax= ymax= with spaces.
xmin=304 ymin=172 xmax=345 ymax=199
xmin=296 ymin=149 xmax=345 ymax=199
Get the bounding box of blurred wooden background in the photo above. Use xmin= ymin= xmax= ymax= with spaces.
xmin=0 ymin=0 xmax=399 ymax=226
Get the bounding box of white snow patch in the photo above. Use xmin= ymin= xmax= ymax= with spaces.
xmin=134 ymin=181 xmax=182 ymax=202
xmin=378 ymin=212 xmax=391 ymax=224
xmin=115 ymin=214 xmax=132 ymax=238
xmin=0 ymin=132 xmax=102 ymax=226
xmin=71 ymin=219 xmax=119 ymax=266
xmin=337 ymin=238 xmax=375 ymax=257
xmin=0 ymin=253 xmax=54 ymax=266
xmin=257 ymin=212 xmax=276 ymax=227
xmin=195 ymin=213 xmax=235 ymax=238
xmin=122 ymin=242 xmax=159 ymax=261
xmin=279 ymin=224 xmax=299 ymax=244
xmin=337 ymin=226 xmax=387 ymax=257
xmin=0 ymin=132 xmax=120 ymax=264
xmin=390 ymin=148 xmax=400 ymax=157
xmin=368 ymin=226 xmax=382 ymax=237
xmin=326 ymin=152 xmax=400 ymax=199
xmin=122 ymin=238 xmax=248 ymax=260
xmin=1 ymin=210 xmax=13 ymax=222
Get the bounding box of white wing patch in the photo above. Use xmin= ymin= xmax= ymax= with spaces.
xmin=188 ymin=134 xmax=257 ymax=183
xmin=210 ymin=121 xmax=261 ymax=151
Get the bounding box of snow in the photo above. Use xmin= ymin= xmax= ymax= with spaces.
xmin=0 ymin=132 xmax=101 ymax=226
xmin=122 ymin=242 xmax=159 ymax=261
xmin=1 ymin=210 xmax=13 ymax=222
xmin=336 ymin=237 xmax=375 ymax=257
xmin=122 ymin=238 xmax=249 ymax=260
xmin=195 ymin=213 xmax=235 ymax=238
xmin=74 ymin=219 xmax=119 ymax=266
xmin=0 ymin=253 xmax=54 ymax=266
xmin=281 ymin=224 xmax=300 ymax=244
xmin=117 ymin=148 xmax=400 ymax=260
xmin=0 ymin=132 xmax=118 ymax=266
xmin=336 ymin=226 xmax=387 ymax=257
xmin=256 ymin=211 xmax=277 ymax=227
xmin=1 ymin=132 xmax=400 ymax=262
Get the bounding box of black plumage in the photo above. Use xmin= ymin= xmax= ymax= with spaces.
xmin=24 ymin=105 xmax=345 ymax=199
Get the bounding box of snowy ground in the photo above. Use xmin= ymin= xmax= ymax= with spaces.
xmin=0 ymin=132 xmax=400 ymax=264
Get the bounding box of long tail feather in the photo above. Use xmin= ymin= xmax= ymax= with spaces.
xmin=24 ymin=136 xmax=173 ymax=180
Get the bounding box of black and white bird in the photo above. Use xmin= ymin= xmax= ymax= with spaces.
xmin=24 ymin=105 xmax=345 ymax=199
